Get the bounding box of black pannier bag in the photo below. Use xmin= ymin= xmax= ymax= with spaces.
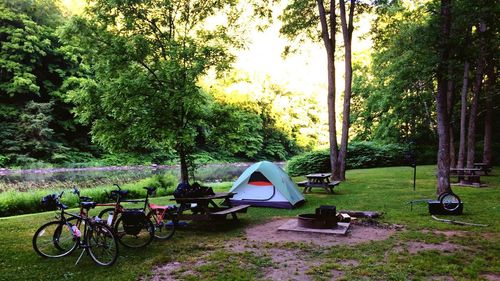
xmin=192 ymin=182 xmax=215 ymax=196
xmin=41 ymin=194 xmax=58 ymax=210
xmin=173 ymin=183 xmax=191 ymax=198
xmin=121 ymin=209 xmax=146 ymax=235
xmin=173 ymin=182 xmax=214 ymax=198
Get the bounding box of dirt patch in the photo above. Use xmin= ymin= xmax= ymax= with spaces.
xmin=481 ymin=273 xmax=500 ymax=281
xmin=262 ymin=248 xmax=320 ymax=281
xmin=428 ymin=276 xmax=455 ymax=281
xmin=406 ymin=241 xmax=466 ymax=254
xmin=148 ymin=257 xmax=209 ymax=281
xmin=332 ymin=269 xmax=344 ymax=279
xmin=483 ymin=233 xmax=500 ymax=241
xmin=339 ymin=259 xmax=360 ymax=267
xmin=146 ymin=218 xmax=399 ymax=280
xmin=421 ymin=229 xmax=469 ymax=238
xmin=148 ymin=262 xmax=183 ymax=281
xmin=244 ymin=218 xmax=398 ymax=247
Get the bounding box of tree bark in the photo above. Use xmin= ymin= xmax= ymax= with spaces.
xmin=317 ymin=0 xmax=340 ymax=179
xmin=466 ymin=21 xmax=487 ymax=169
xmin=447 ymin=79 xmax=456 ymax=168
xmin=436 ymin=0 xmax=452 ymax=196
xmin=482 ymin=58 xmax=495 ymax=167
xmin=457 ymin=61 xmax=469 ymax=169
xmin=338 ymin=0 xmax=355 ymax=181
xmin=179 ymin=146 xmax=189 ymax=183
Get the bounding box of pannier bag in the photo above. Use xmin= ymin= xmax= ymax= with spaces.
xmin=121 ymin=209 xmax=146 ymax=235
xmin=173 ymin=182 xmax=215 ymax=199
xmin=41 ymin=194 xmax=58 ymax=210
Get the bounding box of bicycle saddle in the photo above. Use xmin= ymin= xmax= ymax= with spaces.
xmin=79 ymin=196 xmax=92 ymax=202
xmin=111 ymin=189 xmax=129 ymax=198
xmin=143 ymin=186 xmax=157 ymax=195
xmin=80 ymin=202 xmax=97 ymax=209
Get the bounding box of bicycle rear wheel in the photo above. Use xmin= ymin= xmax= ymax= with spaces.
xmin=33 ymin=221 xmax=77 ymax=258
xmin=148 ymin=211 xmax=176 ymax=240
xmin=87 ymin=222 xmax=118 ymax=266
xmin=114 ymin=216 xmax=154 ymax=248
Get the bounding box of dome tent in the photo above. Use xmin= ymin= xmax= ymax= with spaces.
xmin=229 ymin=161 xmax=305 ymax=209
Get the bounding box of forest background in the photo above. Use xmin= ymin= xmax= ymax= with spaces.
xmin=1 ymin=0 xmax=498 ymax=175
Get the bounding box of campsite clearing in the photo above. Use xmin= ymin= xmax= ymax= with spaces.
xmin=0 ymin=165 xmax=499 ymax=281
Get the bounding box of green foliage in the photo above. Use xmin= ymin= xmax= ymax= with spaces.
xmin=287 ymin=141 xmax=411 ymax=176
xmin=351 ymin=1 xmax=437 ymax=143
xmin=0 ymin=176 xmax=175 ymax=217
xmin=351 ymin=0 xmax=500 ymax=146
xmin=0 ymin=1 xmax=92 ymax=167
xmin=205 ymin=103 xmax=263 ymax=159
xmin=61 ymin=0 xmax=248 ymax=180
xmin=286 ymin=149 xmax=331 ymax=177
xmin=204 ymin=74 xmax=320 ymax=161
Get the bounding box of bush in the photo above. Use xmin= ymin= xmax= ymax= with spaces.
xmin=0 ymin=175 xmax=177 ymax=217
xmin=287 ymin=141 xmax=412 ymax=176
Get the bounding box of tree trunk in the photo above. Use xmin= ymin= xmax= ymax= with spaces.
xmin=338 ymin=0 xmax=355 ymax=181
xmin=466 ymin=21 xmax=487 ymax=169
xmin=436 ymin=0 xmax=452 ymax=196
xmin=179 ymin=146 xmax=189 ymax=183
xmin=447 ymin=80 xmax=456 ymax=168
xmin=457 ymin=61 xmax=469 ymax=169
xmin=317 ymin=0 xmax=340 ymax=179
xmin=482 ymin=59 xmax=494 ymax=167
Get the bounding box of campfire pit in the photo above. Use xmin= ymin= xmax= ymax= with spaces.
xmin=297 ymin=214 xmax=337 ymax=229
xmin=297 ymin=205 xmax=338 ymax=229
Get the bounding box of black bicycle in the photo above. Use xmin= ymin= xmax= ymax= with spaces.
xmin=32 ymin=191 xmax=119 ymax=266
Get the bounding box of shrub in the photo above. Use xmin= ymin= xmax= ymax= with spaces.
xmin=287 ymin=141 xmax=412 ymax=176
xmin=0 ymin=175 xmax=177 ymax=217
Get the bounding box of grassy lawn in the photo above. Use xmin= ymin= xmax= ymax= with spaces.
xmin=0 ymin=165 xmax=499 ymax=280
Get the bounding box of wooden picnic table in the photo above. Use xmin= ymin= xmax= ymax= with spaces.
xmin=450 ymin=167 xmax=484 ymax=187
xmin=171 ymin=192 xmax=249 ymax=221
xmin=297 ymin=173 xmax=340 ymax=194
xmin=473 ymin=163 xmax=492 ymax=175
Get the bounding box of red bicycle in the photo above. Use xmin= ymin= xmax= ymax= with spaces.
xmin=95 ymin=185 xmax=177 ymax=244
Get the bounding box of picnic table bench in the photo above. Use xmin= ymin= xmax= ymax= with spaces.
xmin=171 ymin=192 xmax=250 ymax=221
xmin=297 ymin=173 xmax=340 ymax=194
xmin=450 ymin=168 xmax=484 ymax=187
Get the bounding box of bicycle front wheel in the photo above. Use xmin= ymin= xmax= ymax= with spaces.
xmin=87 ymin=222 xmax=118 ymax=266
xmin=148 ymin=211 xmax=176 ymax=240
xmin=33 ymin=221 xmax=78 ymax=258
xmin=97 ymin=208 xmax=118 ymax=227
xmin=114 ymin=217 xmax=154 ymax=248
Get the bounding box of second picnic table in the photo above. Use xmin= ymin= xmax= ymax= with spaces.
xmin=297 ymin=173 xmax=340 ymax=194
xmin=450 ymin=168 xmax=484 ymax=187
xmin=171 ymin=192 xmax=250 ymax=221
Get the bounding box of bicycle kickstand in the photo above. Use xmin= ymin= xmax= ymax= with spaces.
xmin=75 ymin=247 xmax=87 ymax=265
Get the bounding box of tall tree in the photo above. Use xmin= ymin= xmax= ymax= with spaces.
xmin=64 ymin=0 xmax=244 ymax=182
xmin=337 ymin=0 xmax=356 ymax=180
xmin=456 ymin=60 xmax=469 ymax=169
xmin=280 ymin=0 xmax=340 ymax=179
xmin=435 ymin=0 xmax=453 ymax=195
xmin=466 ymin=21 xmax=487 ymax=169
xmin=482 ymin=58 xmax=495 ymax=167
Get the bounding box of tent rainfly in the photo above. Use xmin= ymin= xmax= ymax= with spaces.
xmin=229 ymin=161 xmax=305 ymax=209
